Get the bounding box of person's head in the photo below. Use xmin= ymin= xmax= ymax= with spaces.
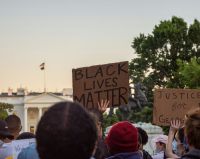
xmin=36 ymin=101 xmax=97 ymax=159
xmin=152 ymin=135 xmax=168 ymax=153
xmin=137 ymin=127 xmax=148 ymax=150
xmin=106 ymin=121 xmax=138 ymax=155
xmin=184 ymin=108 xmax=200 ymax=149
xmin=5 ymin=114 xmax=22 ymax=139
xmin=17 ymin=132 xmax=35 ymax=140
xmin=0 ymin=120 xmax=14 ymax=142
xmin=155 ymin=142 xmax=166 ymax=153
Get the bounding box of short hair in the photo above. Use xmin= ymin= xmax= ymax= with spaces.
xmin=185 ymin=108 xmax=200 ymax=149
xmin=36 ymin=101 xmax=97 ymax=159
xmin=137 ymin=127 xmax=148 ymax=145
xmin=5 ymin=115 xmax=21 ymax=133
xmin=17 ymin=132 xmax=35 ymax=140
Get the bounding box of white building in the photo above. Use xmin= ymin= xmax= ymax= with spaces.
xmin=0 ymin=89 xmax=73 ymax=133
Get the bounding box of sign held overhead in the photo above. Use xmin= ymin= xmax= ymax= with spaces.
xmin=72 ymin=61 xmax=129 ymax=109
xmin=153 ymin=88 xmax=200 ymax=126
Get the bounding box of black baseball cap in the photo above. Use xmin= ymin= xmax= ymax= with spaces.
xmin=0 ymin=120 xmax=14 ymax=140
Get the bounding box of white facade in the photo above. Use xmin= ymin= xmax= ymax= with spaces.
xmin=0 ymin=96 xmax=24 ymax=130
xmin=0 ymin=92 xmax=72 ymax=133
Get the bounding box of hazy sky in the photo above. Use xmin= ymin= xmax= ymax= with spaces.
xmin=0 ymin=0 xmax=199 ymax=92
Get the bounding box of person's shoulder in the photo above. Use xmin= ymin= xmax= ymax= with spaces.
xmin=0 ymin=142 xmax=12 ymax=151
xmin=0 ymin=143 xmax=13 ymax=159
xmin=152 ymin=151 xmax=164 ymax=159
xmin=181 ymin=149 xmax=200 ymax=159
xmin=106 ymin=152 xmax=142 ymax=159
xmin=18 ymin=144 xmax=39 ymax=159
xmin=143 ymin=150 xmax=153 ymax=159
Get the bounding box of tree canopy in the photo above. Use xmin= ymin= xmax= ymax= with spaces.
xmin=129 ymin=16 xmax=200 ymax=100
xmin=0 ymin=102 xmax=14 ymax=120
xmin=178 ymin=57 xmax=200 ymax=88
xmin=104 ymin=17 xmax=200 ymax=129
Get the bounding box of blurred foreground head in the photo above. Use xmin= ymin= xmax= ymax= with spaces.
xmin=0 ymin=120 xmax=14 ymax=141
xmin=5 ymin=114 xmax=22 ymax=140
xmin=185 ymin=108 xmax=200 ymax=149
xmin=36 ymin=101 xmax=97 ymax=159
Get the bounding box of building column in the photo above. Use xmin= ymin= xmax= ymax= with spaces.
xmin=24 ymin=107 xmax=28 ymax=132
xmin=39 ymin=107 xmax=43 ymax=119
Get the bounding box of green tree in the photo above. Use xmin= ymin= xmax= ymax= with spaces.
xmin=178 ymin=57 xmax=200 ymax=88
xmin=128 ymin=106 xmax=153 ymax=123
xmin=0 ymin=103 xmax=14 ymax=120
xmin=129 ymin=17 xmax=200 ymax=125
xmin=102 ymin=113 xmax=119 ymax=136
xmin=104 ymin=17 xmax=200 ymax=130
xmin=130 ymin=16 xmax=200 ymax=101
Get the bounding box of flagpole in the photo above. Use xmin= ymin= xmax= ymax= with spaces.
xmin=44 ymin=61 xmax=46 ymax=93
xmin=44 ymin=67 xmax=46 ymax=92
xmin=40 ymin=62 xmax=46 ymax=93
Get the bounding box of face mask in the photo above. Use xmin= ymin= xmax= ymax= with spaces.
xmin=172 ymin=139 xmax=185 ymax=156
xmin=155 ymin=147 xmax=162 ymax=154
xmin=172 ymin=139 xmax=178 ymax=154
xmin=155 ymin=149 xmax=159 ymax=154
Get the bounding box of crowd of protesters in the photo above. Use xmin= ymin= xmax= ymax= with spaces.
xmin=0 ymin=100 xmax=200 ymax=159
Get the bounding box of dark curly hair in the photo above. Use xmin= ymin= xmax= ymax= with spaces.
xmin=137 ymin=127 xmax=148 ymax=145
xmin=16 ymin=132 xmax=35 ymax=140
xmin=5 ymin=114 xmax=21 ymax=134
xmin=36 ymin=101 xmax=97 ymax=159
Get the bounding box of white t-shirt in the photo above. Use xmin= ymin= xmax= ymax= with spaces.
xmin=0 ymin=140 xmax=13 ymax=159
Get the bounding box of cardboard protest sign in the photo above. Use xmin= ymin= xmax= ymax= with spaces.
xmin=153 ymin=88 xmax=200 ymax=126
xmin=72 ymin=61 xmax=129 ymax=109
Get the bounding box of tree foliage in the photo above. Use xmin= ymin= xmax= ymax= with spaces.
xmin=130 ymin=16 xmax=200 ymax=100
xmin=0 ymin=102 xmax=14 ymax=120
xmin=178 ymin=57 xmax=200 ymax=88
xmin=128 ymin=106 xmax=153 ymax=123
xmin=103 ymin=17 xmax=200 ymax=129
xmin=102 ymin=112 xmax=119 ymax=136
xmin=128 ymin=16 xmax=200 ymax=125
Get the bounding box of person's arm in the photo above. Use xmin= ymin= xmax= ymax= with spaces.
xmin=96 ymin=99 xmax=110 ymax=138
xmin=166 ymin=120 xmax=181 ymax=159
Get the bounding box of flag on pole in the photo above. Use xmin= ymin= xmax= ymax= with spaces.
xmin=40 ymin=62 xmax=45 ymax=70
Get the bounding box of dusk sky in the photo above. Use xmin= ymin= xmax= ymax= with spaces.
xmin=0 ymin=0 xmax=199 ymax=92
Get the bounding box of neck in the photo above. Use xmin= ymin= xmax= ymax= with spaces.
xmin=12 ymin=131 xmax=20 ymax=140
